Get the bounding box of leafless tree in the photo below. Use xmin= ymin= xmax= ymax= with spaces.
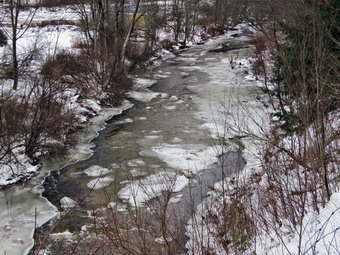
xmin=1 ymin=0 xmax=37 ymax=90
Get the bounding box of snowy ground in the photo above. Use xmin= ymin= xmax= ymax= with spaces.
xmin=183 ymin=27 xmax=340 ymax=255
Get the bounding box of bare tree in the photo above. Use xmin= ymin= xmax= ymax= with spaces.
xmin=1 ymin=0 xmax=37 ymax=90
xmin=75 ymin=0 xmax=145 ymax=103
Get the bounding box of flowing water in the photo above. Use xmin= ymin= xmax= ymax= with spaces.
xmin=0 ymin=25 xmax=261 ymax=254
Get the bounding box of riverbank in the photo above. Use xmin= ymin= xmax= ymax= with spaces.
xmin=0 ymin=100 xmax=134 ymax=255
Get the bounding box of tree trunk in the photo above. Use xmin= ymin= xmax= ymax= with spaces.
xmin=10 ymin=0 xmax=20 ymax=90
xmin=119 ymin=0 xmax=141 ymax=67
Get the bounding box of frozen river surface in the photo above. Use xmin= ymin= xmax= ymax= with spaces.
xmin=0 ymin=25 xmax=263 ymax=254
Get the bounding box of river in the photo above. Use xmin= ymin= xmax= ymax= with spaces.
xmin=0 ymin=24 xmax=262 ymax=255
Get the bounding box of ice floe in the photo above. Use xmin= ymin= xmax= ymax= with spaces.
xmin=118 ymin=172 xmax=189 ymax=207
xmin=60 ymin=197 xmax=77 ymax=210
xmin=132 ymin=77 xmax=158 ymax=88
xmin=126 ymin=89 xmax=161 ymax=103
xmin=87 ymin=177 xmax=114 ymax=190
xmin=84 ymin=165 xmax=110 ymax=177
xmin=151 ymin=144 xmax=223 ymax=174
xmin=164 ymin=105 xmax=177 ymax=110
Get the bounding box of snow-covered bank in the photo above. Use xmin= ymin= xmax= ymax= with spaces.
xmin=0 ymin=2 xmax=134 ymax=188
xmin=184 ymin=28 xmax=340 ymax=255
xmin=0 ymin=91 xmax=132 ymax=188
xmin=183 ymin=33 xmax=268 ymax=253
xmin=0 ymin=99 xmax=133 ymax=255
xmin=0 ymin=4 xmax=82 ymax=187
xmin=255 ymin=192 xmax=340 ymax=254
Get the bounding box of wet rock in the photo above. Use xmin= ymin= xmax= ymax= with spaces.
xmin=4 ymin=225 xmax=11 ymax=231
xmin=13 ymin=239 xmax=25 ymax=245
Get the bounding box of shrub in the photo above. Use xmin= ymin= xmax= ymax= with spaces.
xmin=36 ymin=0 xmax=81 ymax=8
xmin=207 ymin=198 xmax=255 ymax=253
xmin=201 ymin=25 xmax=225 ymax=40
xmin=0 ymin=86 xmax=76 ymax=161
xmin=41 ymin=51 xmax=89 ymax=79
xmin=35 ymin=19 xmax=77 ymax=28
xmin=159 ymin=39 xmax=176 ymax=51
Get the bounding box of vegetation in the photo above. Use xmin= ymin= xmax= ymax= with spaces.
xmin=0 ymin=0 xmax=339 ymax=254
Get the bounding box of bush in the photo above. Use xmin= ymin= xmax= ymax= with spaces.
xmin=206 ymin=198 xmax=255 ymax=253
xmin=0 ymin=90 xmax=75 ymax=161
xmin=41 ymin=51 xmax=89 ymax=79
xmin=36 ymin=0 xmax=81 ymax=8
xmin=160 ymin=39 xmax=176 ymax=51
xmin=35 ymin=19 xmax=77 ymax=27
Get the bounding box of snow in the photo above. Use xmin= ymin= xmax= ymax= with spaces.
xmin=169 ymin=95 xmax=178 ymax=101
xmin=150 ymin=143 xmax=223 ymax=175
xmin=180 ymin=72 xmax=190 ymax=77
xmin=107 ymin=202 xmax=127 ymax=212
xmin=254 ymin=193 xmax=340 ymax=255
xmin=118 ymin=172 xmax=189 ymax=207
xmin=169 ymin=194 xmax=183 ymax=204
xmin=0 ymin=97 xmax=132 ymax=254
xmin=0 ymin=154 xmax=40 ymax=187
xmin=80 ymin=99 xmax=101 ymax=114
xmin=164 ymin=105 xmax=177 ymax=110
xmin=124 ymin=118 xmax=133 ymax=123
xmin=18 ymin=6 xmax=79 ymax=23
xmin=83 ymin=165 xmax=111 ymax=177
xmin=171 ymin=137 xmax=183 ymax=143
xmin=183 ymin=24 xmax=340 ymax=255
xmin=126 ymin=89 xmax=161 ymax=103
xmin=155 ymin=237 xmax=173 ymax=244
xmin=60 ymin=197 xmax=76 ymax=210
xmin=49 ymin=230 xmax=74 ymax=240
xmin=130 ymin=169 xmax=148 ymax=177
xmin=150 ymin=130 xmax=162 ymax=134
xmin=0 ymin=8 xmax=132 ymax=186
xmin=154 ymin=73 xmax=171 ymax=79
xmin=127 ymin=159 xmax=145 ymax=167
xmin=132 ymin=77 xmax=158 ymax=89
xmin=87 ymin=177 xmax=114 ymax=190
xmin=1 ymin=3 xmax=338 ymax=253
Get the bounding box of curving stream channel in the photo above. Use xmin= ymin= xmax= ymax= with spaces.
xmin=0 ymin=25 xmax=262 ymax=254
